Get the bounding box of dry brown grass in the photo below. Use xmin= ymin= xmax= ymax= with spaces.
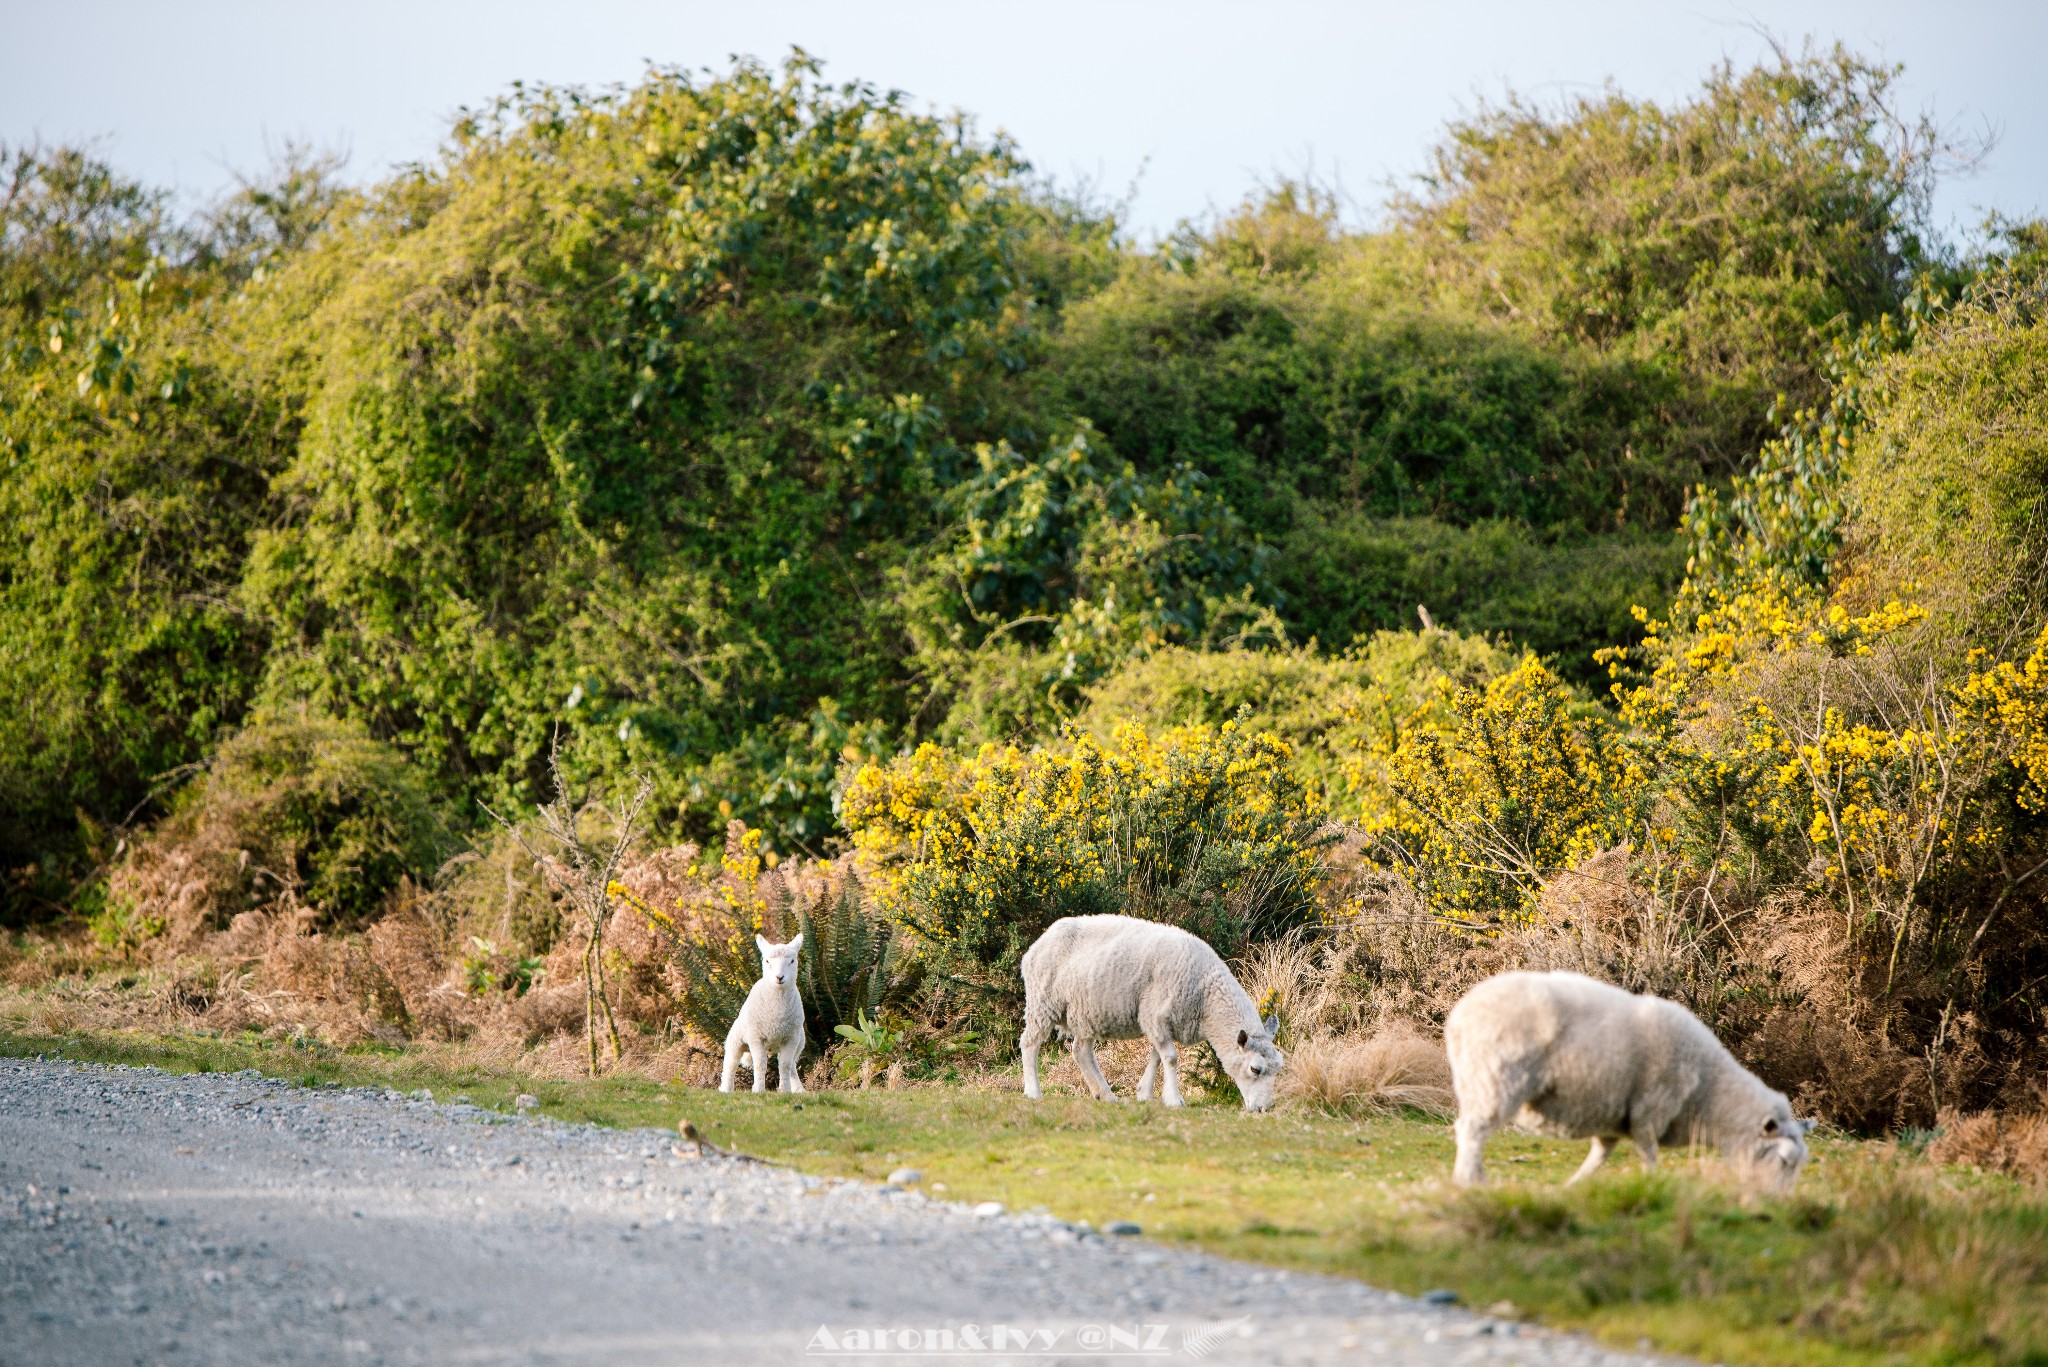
xmin=1280 ymin=1029 xmax=1456 ymax=1117
xmin=1931 ymin=1109 xmax=2048 ymax=1183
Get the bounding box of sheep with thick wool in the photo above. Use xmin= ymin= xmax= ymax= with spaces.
xmin=1020 ymin=915 xmax=1284 ymax=1111
xmin=720 ymin=934 xmax=805 ymax=1094
xmin=1444 ymin=971 xmax=1809 ymax=1189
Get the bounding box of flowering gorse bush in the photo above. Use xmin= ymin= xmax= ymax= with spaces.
xmin=842 ymin=720 xmax=1331 ymax=1004
xmin=1353 ymin=656 xmax=1653 ymax=923
xmin=1609 ymin=585 xmax=2046 ymax=957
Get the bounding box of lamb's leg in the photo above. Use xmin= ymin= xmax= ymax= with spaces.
xmin=1073 ymin=1040 xmax=1118 ymax=1101
xmin=1630 ymin=1129 xmax=1660 ymax=1172
xmin=1020 ymin=1019 xmax=1052 ymax=1100
xmin=1136 ymin=1050 xmax=1158 ymax=1103
xmin=748 ymin=1036 xmax=770 ymax=1093
xmin=1566 ymin=1135 xmax=1613 ymax=1185
xmin=720 ymin=1028 xmax=743 ymax=1094
xmin=779 ymin=1041 xmax=806 ymax=1093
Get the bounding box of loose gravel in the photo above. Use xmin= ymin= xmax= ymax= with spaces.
xmin=0 ymin=1056 xmax=1697 ymax=1366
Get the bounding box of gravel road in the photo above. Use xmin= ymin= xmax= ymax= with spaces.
xmin=0 ymin=1056 xmax=1694 ymax=1366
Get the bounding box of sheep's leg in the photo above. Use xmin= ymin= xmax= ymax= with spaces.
xmin=1566 ymin=1136 xmax=1613 ymax=1185
xmin=720 ymin=1029 xmax=743 ymax=1094
xmin=1452 ymin=1113 xmax=1499 ymax=1187
xmin=779 ymin=1040 xmax=805 ymax=1093
xmin=1137 ymin=1050 xmax=1158 ymax=1103
xmin=1153 ymin=1040 xmax=1184 ymax=1107
xmin=1074 ymin=1040 xmax=1118 ymax=1101
xmin=1630 ymin=1130 xmax=1660 ymax=1172
xmin=1020 ymin=1022 xmax=1049 ymax=1100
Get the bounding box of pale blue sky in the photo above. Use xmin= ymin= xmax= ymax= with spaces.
xmin=2 ymin=1 xmax=2041 ymax=242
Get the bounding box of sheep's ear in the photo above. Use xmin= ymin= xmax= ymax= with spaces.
xmin=1261 ymin=1013 xmax=1278 ymax=1038
xmin=1237 ymin=1028 xmax=1249 ymax=1048
xmin=789 ymin=933 xmax=803 ymax=954
xmin=756 ymin=934 xmax=771 ymax=957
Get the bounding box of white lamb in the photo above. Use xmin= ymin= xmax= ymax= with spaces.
xmin=719 ymin=934 xmax=806 ymax=1094
xmin=1444 ymin=970 xmax=1810 ymax=1189
xmin=1019 ymin=914 xmax=1284 ymax=1111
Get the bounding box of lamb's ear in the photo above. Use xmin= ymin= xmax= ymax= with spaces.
xmin=789 ymin=933 xmax=804 ymax=954
xmin=1237 ymin=1028 xmax=1249 ymax=1048
xmin=755 ymin=934 xmax=771 ymax=957
xmin=1261 ymin=1013 xmax=1279 ymax=1038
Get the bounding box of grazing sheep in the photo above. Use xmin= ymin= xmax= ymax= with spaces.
xmin=1444 ymin=970 xmax=1809 ymax=1189
xmin=1019 ymin=914 xmax=1283 ymax=1111
xmin=720 ymin=934 xmax=806 ymax=1094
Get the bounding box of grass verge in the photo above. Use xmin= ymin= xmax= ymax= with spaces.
xmin=4 ymin=1026 xmax=2044 ymax=1367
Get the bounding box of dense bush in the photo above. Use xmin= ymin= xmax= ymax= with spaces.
xmin=237 ymin=57 xmax=1058 ymax=850
xmin=1271 ymin=514 xmax=1685 ymax=680
xmin=1361 ymin=656 xmax=1649 ymax=921
xmin=898 ymin=427 xmax=1271 ymax=742
xmin=1845 ymin=288 xmax=2048 ymax=637
xmin=1049 ymin=209 xmax=1687 ymax=675
xmin=0 ymin=148 xmax=315 ymax=913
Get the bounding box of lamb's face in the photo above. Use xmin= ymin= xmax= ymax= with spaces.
xmin=1231 ymin=1017 xmax=1286 ymax=1112
xmin=755 ymin=933 xmax=803 ymax=988
xmin=1747 ymin=1103 xmax=1811 ymax=1190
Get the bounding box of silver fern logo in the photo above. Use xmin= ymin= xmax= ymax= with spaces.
xmin=1180 ymin=1315 xmax=1253 ymax=1358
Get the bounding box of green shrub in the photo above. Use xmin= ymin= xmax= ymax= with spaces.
xmin=109 ymin=709 xmax=453 ymax=937
xmin=1271 ymin=515 xmax=1686 ymax=683
xmin=901 ymin=427 xmax=1273 ymax=743
xmin=1846 ymin=289 xmax=2048 ymax=638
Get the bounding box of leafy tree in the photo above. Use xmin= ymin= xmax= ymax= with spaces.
xmin=238 ymin=56 xmax=1118 ymax=850
xmin=1394 ymin=41 xmax=1951 ymax=472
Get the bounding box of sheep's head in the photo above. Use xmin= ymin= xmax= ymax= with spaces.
xmin=755 ymin=933 xmax=803 ymax=988
xmin=1747 ymin=1102 xmax=1811 ymax=1190
xmin=1230 ymin=1015 xmax=1285 ymax=1112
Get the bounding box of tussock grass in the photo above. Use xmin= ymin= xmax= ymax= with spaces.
xmin=1279 ymin=1030 xmax=1455 ymax=1117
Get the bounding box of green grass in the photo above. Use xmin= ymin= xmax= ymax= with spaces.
xmin=5 ymin=1027 xmax=2044 ymax=1367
